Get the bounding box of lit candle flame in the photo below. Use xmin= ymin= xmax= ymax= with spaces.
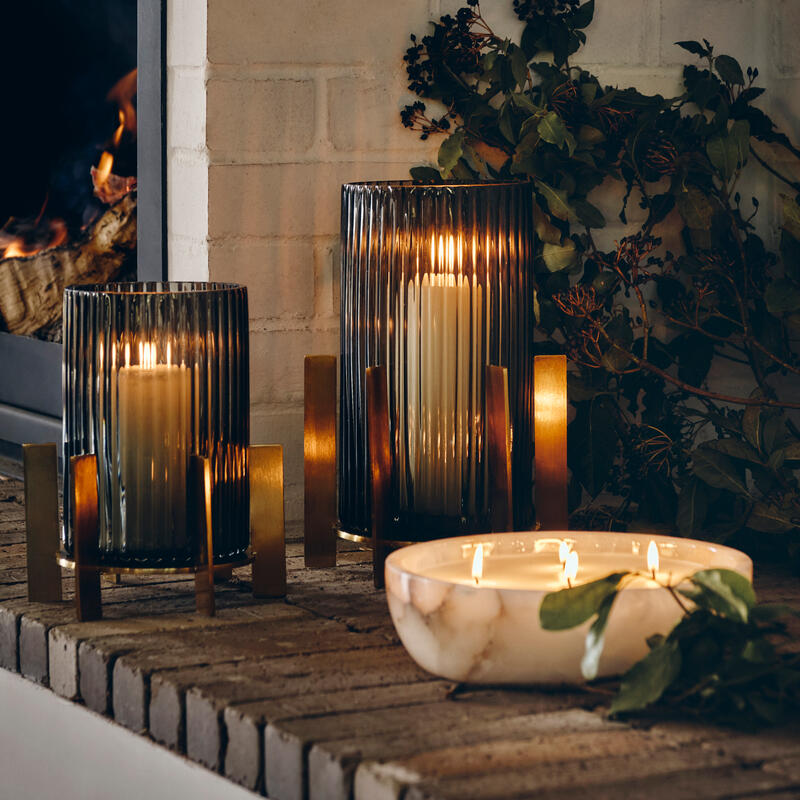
xmin=558 ymin=540 xmax=571 ymax=565
xmin=471 ymin=543 xmax=484 ymax=585
xmin=647 ymin=540 xmax=659 ymax=577
xmin=564 ymin=550 xmax=579 ymax=587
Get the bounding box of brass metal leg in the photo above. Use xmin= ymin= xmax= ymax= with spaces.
xmin=192 ymin=455 xmax=215 ymax=617
xmin=250 ymin=444 xmax=287 ymax=597
xmin=486 ymin=365 xmax=513 ymax=532
xmin=22 ymin=443 xmax=62 ymax=603
xmin=303 ymin=355 xmax=337 ymax=569
xmin=71 ymin=454 xmax=102 ymax=622
xmin=366 ymin=366 xmax=391 ymax=590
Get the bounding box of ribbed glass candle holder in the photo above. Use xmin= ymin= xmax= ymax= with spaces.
xmin=62 ymin=282 xmax=250 ymax=569
xmin=339 ymin=181 xmax=535 ymax=541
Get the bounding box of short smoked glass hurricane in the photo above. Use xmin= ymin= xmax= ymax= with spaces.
xmin=62 ymin=282 xmax=249 ymax=569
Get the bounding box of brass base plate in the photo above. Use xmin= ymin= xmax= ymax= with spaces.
xmin=336 ymin=529 xmax=415 ymax=550
xmin=56 ymin=554 xmax=252 ymax=576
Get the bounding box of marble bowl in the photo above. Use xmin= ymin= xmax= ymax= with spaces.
xmin=385 ymin=531 xmax=752 ymax=685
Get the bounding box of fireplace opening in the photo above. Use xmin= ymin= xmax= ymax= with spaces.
xmin=0 ymin=0 xmax=138 ymax=342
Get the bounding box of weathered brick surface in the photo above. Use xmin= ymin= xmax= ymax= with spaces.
xmin=3 ymin=474 xmax=800 ymax=800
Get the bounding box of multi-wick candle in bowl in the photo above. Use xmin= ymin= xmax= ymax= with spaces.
xmin=62 ymin=282 xmax=249 ymax=569
xmin=385 ymin=531 xmax=752 ymax=685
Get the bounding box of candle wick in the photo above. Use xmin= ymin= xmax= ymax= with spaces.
xmin=474 ymin=576 xmax=479 ymax=586
xmin=567 ymin=578 xmax=572 ymax=589
xmin=651 ymin=568 xmax=656 ymax=580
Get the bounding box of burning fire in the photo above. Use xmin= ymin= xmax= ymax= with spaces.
xmin=92 ymin=71 xmax=138 ymax=205
xmin=0 ymin=215 xmax=67 ymax=260
xmin=1 ymin=69 xmax=137 ymax=262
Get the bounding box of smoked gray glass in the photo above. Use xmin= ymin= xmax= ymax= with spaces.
xmin=339 ymin=182 xmax=535 ymax=540
xmin=62 ymin=282 xmax=249 ymax=568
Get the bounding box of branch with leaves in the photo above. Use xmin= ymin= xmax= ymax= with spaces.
xmin=401 ymin=0 xmax=800 ymax=563
xmin=539 ymin=568 xmax=800 ymax=726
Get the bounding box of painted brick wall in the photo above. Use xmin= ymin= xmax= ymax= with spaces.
xmin=168 ymin=0 xmax=800 ymax=534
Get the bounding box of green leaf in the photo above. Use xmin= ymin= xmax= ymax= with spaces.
xmin=742 ymin=401 xmax=763 ymax=451
xmin=538 ymin=111 xmax=568 ymax=149
xmin=705 ymin=438 xmax=762 ymax=463
xmin=747 ymin=502 xmax=796 ymax=533
xmin=731 ymin=119 xmax=750 ymax=165
xmin=509 ymin=45 xmax=529 ymax=89
xmin=675 ymin=40 xmax=710 ymax=58
xmin=571 ymin=0 xmax=595 ymax=29
xmin=577 ymin=124 xmax=605 ymax=145
xmin=409 ymin=166 xmax=442 ymax=183
xmin=533 ymin=287 xmax=540 ymax=325
xmin=680 ymin=568 xmax=756 ymax=622
xmin=536 ymin=180 xmax=577 ymax=222
xmin=498 ymin=102 xmax=516 ymax=144
xmin=542 ymin=240 xmax=579 ymax=272
xmin=573 ymin=199 xmax=606 ymax=229
xmin=676 ymin=478 xmax=709 ymax=538
xmin=539 ymin=573 xmax=628 ymax=631
xmin=706 ymin=133 xmax=739 ymax=181
xmin=782 ymin=442 xmax=800 ymax=460
xmin=533 ymin=202 xmax=563 ymax=245
xmin=765 ymin=279 xmax=800 ymax=314
xmin=437 ymin=131 xmax=465 ymax=176
xmin=715 ymin=54 xmax=745 ymax=86
xmin=581 ymin=591 xmax=617 ymax=680
xmin=782 ymin=195 xmax=800 ymax=241
xmin=610 ymin=640 xmax=681 ymax=714
xmin=675 ymin=186 xmax=715 ymax=230
xmin=692 ymin=448 xmax=750 ymax=496
xmin=580 ymin=83 xmax=598 ymax=105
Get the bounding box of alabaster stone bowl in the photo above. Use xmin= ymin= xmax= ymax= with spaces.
xmin=384 ymin=531 xmax=752 ymax=685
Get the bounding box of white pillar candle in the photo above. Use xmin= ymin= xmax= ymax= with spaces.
xmin=116 ymin=342 xmax=192 ymax=552
xmin=405 ymin=234 xmax=481 ymax=516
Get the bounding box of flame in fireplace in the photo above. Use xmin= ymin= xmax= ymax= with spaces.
xmin=1 ymin=69 xmax=138 ymax=262
xmin=93 ymin=70 xmax=138 ymax=203
xmin=0 ymin=212 xmax=67 ymax=260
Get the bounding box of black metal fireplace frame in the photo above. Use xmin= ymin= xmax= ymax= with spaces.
xmin=0 ymin=0 xmax=167 ymax=451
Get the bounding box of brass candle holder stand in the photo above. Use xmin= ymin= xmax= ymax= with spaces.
xmin=23 ymin=444 xmax=287 ymax=622
xmin=303 ymin=353 xmax=570 ymax=587
xmin=303 ymin=356 xmax=516 ymax=587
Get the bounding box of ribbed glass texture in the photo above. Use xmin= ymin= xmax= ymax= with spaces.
xmin=62 ymin=282 xmax=250 ymax=568
xmin=339 ymin=181 xmax=535 ymax=540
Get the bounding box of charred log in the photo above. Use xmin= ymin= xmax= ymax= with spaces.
xmin=0 ymin=193 xmax=136 ymax=339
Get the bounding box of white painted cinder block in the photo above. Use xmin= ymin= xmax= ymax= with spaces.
xmin=209 ymin=238 xmax=316 ymax=320
xmin=576 ymin=0 xmax=650 ymax=66
xmin=249 ymin=326 xmax=339 ymax=406
xmin=659 ymin=0 xmax=758 ymax=66
xmin=206 ymin=0 xmax=433 ymax=65
xmin=208 ymin=161 xmax=413 ymax=240
xmin=774 ymin=0 xmax=800 ymax=76
xmin=207 ymin=79 xmax=316 ymax=157
xmin=168 ymin=67 xmax=207 ymax=152
xmin=167 ymin=0 xmax=207 ymax=68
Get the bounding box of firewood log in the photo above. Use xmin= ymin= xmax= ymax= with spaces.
xmin=0 ymin=193 xmax=137 ymax=338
